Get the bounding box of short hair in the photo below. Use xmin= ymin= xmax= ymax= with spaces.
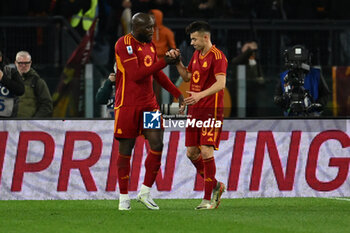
xmin=185 ymin=21 xmax=211 ymax=35
xmin=16 ymin=51 xmax=31 ymax=61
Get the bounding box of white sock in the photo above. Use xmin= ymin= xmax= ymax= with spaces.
xmin=140 ymin=184 xmax=151 ymax=194
xmin=119 ymin=194 xmax=130 ymax=202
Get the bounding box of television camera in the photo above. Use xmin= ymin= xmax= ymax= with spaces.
xmin=277 ymin=45 xmax=322 ymax=116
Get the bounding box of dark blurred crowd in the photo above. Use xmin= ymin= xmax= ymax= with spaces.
xmin=1 ymin=0 xmax=350 ymax=20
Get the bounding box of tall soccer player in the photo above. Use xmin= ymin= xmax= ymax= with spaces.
xmin=114 ymin=12 xmax=184 ymax=210
xmin=167 ymin=21 xmax=227 ymax=209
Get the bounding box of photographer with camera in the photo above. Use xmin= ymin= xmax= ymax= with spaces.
xmin=0 ymin=50 xmax=25 ymax=117
xmin=95 ymin=63 xmax=118 ymax=118
xmin=274 ymin=45 xmax=330 ymax=116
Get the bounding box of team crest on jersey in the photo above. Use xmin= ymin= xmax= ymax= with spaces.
xmin=202 ymin=61 xmax=207 ymax=68
xmin=192 ymin=70 xmax=200 ymax=83
xmin=138 ymin=47 xmax=142 ymax=51
xmin=126 ymin=46 xmax=133 ymax=54
xmin=144 ymin=55 xmax=153 ymax=67
xmin=193 ymin=59 xmax=197 ymax=64
xmin=150 ymin=47 xmax=155 ymax=53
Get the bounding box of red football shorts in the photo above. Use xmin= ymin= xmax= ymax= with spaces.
xmin=185 ymin=117 xmax=223 ymax=150
xmin=114 ymin=102 xmax=161 ymax=139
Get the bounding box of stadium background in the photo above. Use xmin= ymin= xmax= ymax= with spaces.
xmin=0 ymin=2 xmax=349 ymax=232
xmin=0 ymin=0 xmax=350 ymax=118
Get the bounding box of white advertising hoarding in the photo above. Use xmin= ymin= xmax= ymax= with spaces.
xmin=0 ymin=119 xmax=349 ymax=200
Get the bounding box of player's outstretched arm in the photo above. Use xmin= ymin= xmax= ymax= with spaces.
xmin=122 ymin=57 xmax=168 ymax=82
xmin=154 ymin=70 xmax=182 ymax=99
xmin=116 ymin=40 xmax=176 ymax=82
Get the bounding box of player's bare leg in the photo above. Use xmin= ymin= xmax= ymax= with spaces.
xmin=117 ymin=138 xmax=136 ymax=210
xmin=136 ymin=129 xmax=164 ymax=210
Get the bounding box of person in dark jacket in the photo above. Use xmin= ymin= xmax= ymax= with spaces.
xmin=231 ymin=41 xmax=265 ymax=117
xmin=95 ymin=65 xmax=117 ymax=118
xmin=15 ymin=51 xmax=53 ymax=118
xmin=0 ymin=50 xmax=25 ymax=117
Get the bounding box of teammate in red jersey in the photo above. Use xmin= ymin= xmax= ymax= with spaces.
xmin=167 ymin=21 xmax=227 ymax=210
xmin=114 ymin=12 xmax=184 ymax=210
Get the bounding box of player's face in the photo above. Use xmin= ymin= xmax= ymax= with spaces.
xmin=190 ymin=31 xmax=206 ymax=51
xmin=138 ymin=17 xmax=155 ymax=43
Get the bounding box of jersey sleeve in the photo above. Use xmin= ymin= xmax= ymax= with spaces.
xmin=153 ymin=70 xmax=181 ymax=98
xmin=213 ymin=52 xmax=228 ymax=77
xmin=115 ymin=38 xmax=137 ymax=64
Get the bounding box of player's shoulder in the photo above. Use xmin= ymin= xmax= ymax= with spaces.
xmin=116 ymin=34 xmax=134 ymax=47
xmin=210 ymin=46 xmax=226 ymax=60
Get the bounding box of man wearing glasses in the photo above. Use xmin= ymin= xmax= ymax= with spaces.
xmin=15 ymin=51 xmax=53 ymax=118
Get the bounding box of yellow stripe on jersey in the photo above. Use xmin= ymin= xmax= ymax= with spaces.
xmin=124 ymin=57 xmax=137 ymax=63
xmin=124 ymin=34 xmax=132 ymax=45
xmin=150 ymin=149 xmax=162 ymax=155
xmin=115 ymin=54 xmax=126 ymax=110
xmin=213 ymin=92 xmax=219 ymax=143
xmin=212 ymin=47 xmax=222 ymax=60
xmin=215 ymin=72 xmax=226 ymax=76
xmin=114 ymin=108 xmax=120 ymax=134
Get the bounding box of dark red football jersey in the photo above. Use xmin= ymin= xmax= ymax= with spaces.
xmin=187 ymin=45 xmax=228 ymax=119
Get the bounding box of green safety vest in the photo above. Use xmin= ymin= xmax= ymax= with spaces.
xmin=70 ymin=0 xmax=98 ymax=31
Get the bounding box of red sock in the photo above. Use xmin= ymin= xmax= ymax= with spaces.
xmin=203 ymin=157 xmax=217 ymax=200
xmin=117 ymin=153 xmax=131 ymax=194
xmin=190 ymin=155 xmax=204 ymax=178
xmin=143 ymin=149 xmax=162 ymax=187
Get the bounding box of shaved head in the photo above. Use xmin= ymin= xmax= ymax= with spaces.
xmin=131 ymin=12 xmax=155 ymax=43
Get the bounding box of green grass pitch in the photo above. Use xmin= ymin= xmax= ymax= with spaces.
xmin=0 ymin=197 xmax=349 ymax=233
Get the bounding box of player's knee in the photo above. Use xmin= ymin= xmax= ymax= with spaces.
xmin=150 ymin=141 xmax=163 ymax=152
xmin=186 ymin=148 xmax=200 ymax=160
xmin=200 ymin=146 xmax=214 ymax=159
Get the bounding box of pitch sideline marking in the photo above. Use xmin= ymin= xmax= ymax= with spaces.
xmin=325 ymin=197 xmax=350 ymax=202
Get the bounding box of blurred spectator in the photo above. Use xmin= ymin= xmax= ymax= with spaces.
xmin=15 ymin=51 xmax=53 ymax=118
xmin=132 ymin=0 xmax=152 ymax=13
xmin=183 ymin=0 xmax=226 ymax=18
xmin=70 ymin=0 xmax=98 ymax=36
xmin=150 ymin=9 xmax=176 ymax=58
xmin=93 ymin=0 xmax=131 ymax=66
xmin=231 ymin=41 xmax=266 ymax=117
xmin=283 ymin=0 xmax=330 ymax=19
xmin=151 ymin=0 xmax=181 ymax=17
xmin=120 ymin=0 xmax=132 ymax=35
xmin=0 ymin=50 xmax=25 ymax=117
xmin=150 ymin=9 xmax=176 ymax=104
xmin=329 ymin=0 xmax=350 ymax=65
xmin=52 ymin=0 xmax=90 ymax=19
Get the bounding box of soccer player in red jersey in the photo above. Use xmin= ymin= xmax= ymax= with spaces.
xmin=168 ymin=21 xmax=227 ymax=209
xmin=114 ymin=12 xmax=184 ymax=210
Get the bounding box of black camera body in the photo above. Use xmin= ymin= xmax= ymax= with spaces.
xmin=282 ymin=45 xmax=315 ymax=116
